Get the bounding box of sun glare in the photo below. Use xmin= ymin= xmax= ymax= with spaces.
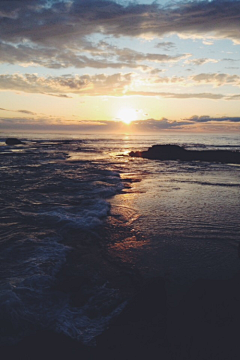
xmin=118 ymin=108 xmax=137 ymax=124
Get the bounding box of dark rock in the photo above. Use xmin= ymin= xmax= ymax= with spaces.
xmin=130 ymin=144 xmax=240 ymax=164
xmin=6 ymin=138 xmax=23 ymax=145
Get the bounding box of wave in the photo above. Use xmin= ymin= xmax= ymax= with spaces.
xmin=0 ymin=138 xmax=128 ymax=345
xmin=175 ymin=179 xmax=240 ymax=187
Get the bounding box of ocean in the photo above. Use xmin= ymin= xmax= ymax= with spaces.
xmin=0 ymin=132 xmax=240 ymax=347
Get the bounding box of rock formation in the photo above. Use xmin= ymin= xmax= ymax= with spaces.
xmin=5 ymin=138 xmax=23 ymax=145
xmin=129 ymin=144 xmax=240 ymax=164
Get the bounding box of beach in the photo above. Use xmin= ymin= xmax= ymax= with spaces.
xmin=1 ymin=133 xmax=240 ymax=359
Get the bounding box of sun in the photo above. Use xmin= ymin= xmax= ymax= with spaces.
xmin=118 ymin=108 xmax=137 ymax=124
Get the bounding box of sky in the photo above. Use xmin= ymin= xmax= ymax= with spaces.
xmin=0 ymin=0 xmax=240 ymax=133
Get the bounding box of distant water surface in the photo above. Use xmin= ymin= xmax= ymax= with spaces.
xmin=0 ymin=132 xmax=240 ymax=344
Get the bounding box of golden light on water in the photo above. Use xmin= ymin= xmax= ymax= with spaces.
xmin=117 ymin=108 xmax=137 ymax=124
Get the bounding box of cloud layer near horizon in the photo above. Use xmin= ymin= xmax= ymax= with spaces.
xmin=2 ymin=115 xmax=240 ymax=133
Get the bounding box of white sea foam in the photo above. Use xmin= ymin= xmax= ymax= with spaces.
xmin=40 ymin=199 xmax=111 ymax=229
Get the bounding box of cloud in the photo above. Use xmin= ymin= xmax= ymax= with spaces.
xmin=192 ymin=73 xmax=240 ymax=86
xmin=132 ymin=116 xmax=240 ymax=132
xmin=187 ymin=115 xmax=240 ymax=123
xmin=131 ymin=118 xmax=191 ymax=130
xmin=1 ymin=114 xmax=240 ymax=133
xmin=0 ymin=72 xmax=133 ymax=96
xmin=0 ymin=40 xmax=188 ymax=69
xmin=155 ymin=42 xmax=176 ymax=51
xmin=227 ymin=94 xmax=240 ymax=100
xmin=222 ymin=58 xmax=240 ymax=62
xmin=202 ymin=39 xmax=214 ymax=45
xmin=225 ymin=67 xmax=240 ymax=70
xmin=127 ymin=91 xmax=225 ymax=99
xmin=17 ymin=109 xmax=36 ymax=115
xmin=0 ymin=107 xmax=36 ymax=115
xmin=2 ymin=72 xmax=239 ymax=100
xmin=148 ymin=68 xmax=164 ymax=75
xmin=0 ymin=0 xmax=239 ymax=70
xmin=185 ymin=58 xmax=218 ymax=66
xmin=70 ymin=1 xmax=240 ymax=43
xmin=0 ymin=41 xmax=147 ymax=70
xmin=109 ymin=47 xmax=189 ymax=64
xmin=0 ymin=116 xmax=199 ymax=132
xmin=0 ymin=116 xmax=129 ymax=132
xmin=46 ymin=93 xmax=72 ymax=98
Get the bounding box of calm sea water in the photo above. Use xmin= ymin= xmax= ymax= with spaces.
xmin=0 ymin=132 xmax=240 ymax=345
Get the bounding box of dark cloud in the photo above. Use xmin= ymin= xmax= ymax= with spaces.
xmin=0 ymin=0 xmax=45 ymax=18
xmin=0 ymin=1 xmax=239 ymax=69
xmin=0 ymin=106 xmax=36 ymax=115
xmin=131 ymin=118 xmax=191 ymax=130
xmin=149 ymin=68 xmax=163 ymax=74
xmin=187 ymin=115 xmax=240 ymax=123
xmin=100 ymin=0 xmax=240 ymax=42
xmin=192 ymin=73 xmax=240 ymax=86
xmin=155 ymin=42 xmax=176 ymax=51
xmin=17 ymin=109 xmax=36 ymax=115
xmin=185 ymin=58 xmax=218 ymax=66
xmin=45 ymin=93 xmax=72 ymax=98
